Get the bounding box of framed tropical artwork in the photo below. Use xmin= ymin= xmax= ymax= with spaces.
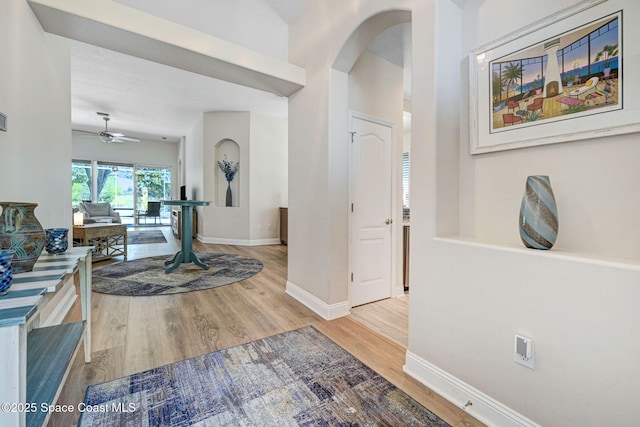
xmin=469 ymin=0 xmax=640 ymax=154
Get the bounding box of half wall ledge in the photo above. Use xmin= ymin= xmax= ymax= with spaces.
xmin=435 ymin=236 xmax=640 ymax=271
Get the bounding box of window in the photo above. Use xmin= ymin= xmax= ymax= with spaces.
xmin=72 ymin=160 xmax=172 ymax=225
xmin=72 ymin=160 xmax=92 ymax=206
xmin=402 ymin=151 xmax=410 ymax=211
xmin=96 ymin=162 xmax=134 ymax=205
xmin=136 ymin=165 xmax=172 ymax=219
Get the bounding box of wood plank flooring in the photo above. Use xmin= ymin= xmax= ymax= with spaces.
xmin=350 ymin=294 xmax=409 ymax=348
xmin=49 ymin=227 xmax=483 ymax=427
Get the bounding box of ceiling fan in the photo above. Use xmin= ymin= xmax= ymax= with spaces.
xmin=95 ymin=112 xmax=140 ymax=143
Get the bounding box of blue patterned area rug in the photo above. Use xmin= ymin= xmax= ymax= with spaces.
xmin=92 ymin=253 xmax=263 ymax=296
xmin=79 ymin=326 xmax=450 ymax=426
xmin=127 ymin=229 xmax=168 ymax=245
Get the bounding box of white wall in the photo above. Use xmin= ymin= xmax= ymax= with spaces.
xmin=289 ymin=0 xmax=639 ymax=425
xmin=202 ymin=112 xmax=251 ymax=241
xmin=185 ymin=115 xmax=204 ymax=196
xmin=0 ymin=0 xmax=71 ymax=229
xmin=201 ymin=111 xmax=286 ymax=245
xmin=113 ymin=0 xmax=289 ymax=60
xmin=249 ymin=113 xmax=288 ymax=242
xmin=406 ymin=0 xmax=640 ymax=426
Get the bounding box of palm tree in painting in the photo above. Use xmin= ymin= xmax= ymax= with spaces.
xmin=492 ymin=71 xmax=505 ymax=104
xmin=501 ymin=62 xmax=523 ymax=98
xmin=595 ymin=44 xmax=618 ymax=68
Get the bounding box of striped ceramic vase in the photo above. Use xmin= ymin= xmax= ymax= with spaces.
xmin=519 ymin=175 xmax=558 ymax=250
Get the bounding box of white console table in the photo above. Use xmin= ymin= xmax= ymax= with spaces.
xmin=0 ymin=247 xmax=92 ymax=427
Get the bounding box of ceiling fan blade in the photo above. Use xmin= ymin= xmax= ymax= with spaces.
xmin=115 ymin=136 xmax=140 ymax=142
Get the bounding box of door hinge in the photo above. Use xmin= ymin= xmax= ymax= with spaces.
xmin=351 ymin=203 xmax=354 ymax=213
xmin=351 ymin=272 xmax=354 ymax=282
xmin=349 ymin=131 xmax=356 ymax=143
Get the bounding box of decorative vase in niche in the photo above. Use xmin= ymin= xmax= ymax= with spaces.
xmin=0 ymin=202 xmax=46 ymax=273
xmin=0 ymin=249 xmax=14 ymax=296
xmin=45 ymin=228 xmax=69 ymax=254
xmin=226 ymin=182 xmax=232 ymax=207
xmin=519 ymin=176 xmax=558 ymax=250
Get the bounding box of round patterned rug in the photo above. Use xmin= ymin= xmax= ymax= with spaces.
xmin=92 ymin=253 xmax=263 ymax=296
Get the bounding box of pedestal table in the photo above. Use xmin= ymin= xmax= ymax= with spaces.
xmin=162 ymin=200 xmax=211 ymax=273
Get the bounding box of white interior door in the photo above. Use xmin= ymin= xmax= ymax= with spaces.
xmin=350 ymin=113 xmax=393 ymax=307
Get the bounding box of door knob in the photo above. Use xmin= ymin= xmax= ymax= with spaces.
xmin=385 ymin=218 xmax=393 ymax=225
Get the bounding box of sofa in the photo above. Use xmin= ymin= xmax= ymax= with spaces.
xmin=78 ymin=202 xmax=121 ymax=223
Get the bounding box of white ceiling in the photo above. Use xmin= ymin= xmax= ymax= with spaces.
xmin=70 ymin=0 xmax=410 ymax=143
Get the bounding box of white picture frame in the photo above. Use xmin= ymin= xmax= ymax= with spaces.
xmin=469 ymin=0 xmax=640 ymax=154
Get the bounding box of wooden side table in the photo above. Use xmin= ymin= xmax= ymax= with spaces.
xmin=73 ymin=224 xmax=127 ymax=261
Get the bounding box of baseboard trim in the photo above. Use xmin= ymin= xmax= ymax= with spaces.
xmin=285 ymin=280 xmax=350 ymax=320
xmin=198 ymin=236 xmax=281 ymax=246
xmin=404 ymin=351 xmax=541 ymax=427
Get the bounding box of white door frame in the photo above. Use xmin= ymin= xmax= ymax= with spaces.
xmin=348 ymin=110 xmax=400 ymax=308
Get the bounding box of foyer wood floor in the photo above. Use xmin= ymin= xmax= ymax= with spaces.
xmin=50 ymin=227 xmax=483 ymax=427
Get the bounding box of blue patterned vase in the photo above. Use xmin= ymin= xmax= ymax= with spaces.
xmin=519 ymin=176 xmax=558 ymax=250
xmin=0 ymin=249 xmax=14 ymax=296
xmin=45 ymin=228 xmax=69 ymax=254
xmin=0 ymin=202 xmax=46 ymax=273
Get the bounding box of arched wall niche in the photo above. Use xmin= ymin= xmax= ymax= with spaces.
xmin=215 ymin=138 xmax=240 ymax=207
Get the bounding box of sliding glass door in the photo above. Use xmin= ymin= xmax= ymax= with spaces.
xmin=72 ymin=160 xmax=92 ymax=205
xmin=98 ymin=163 xmax=135 ymax=223
xmin=72 ymin=160 xmax=172 ymax=226
xmin=135 ymin=166 xmax=172 ymax=225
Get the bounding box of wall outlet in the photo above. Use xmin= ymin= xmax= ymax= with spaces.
xmin=514 ymin=335 xmax=535 ymax=369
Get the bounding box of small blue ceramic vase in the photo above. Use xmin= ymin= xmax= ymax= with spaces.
xmin=0 ymin=249 xmax=15 ymax=296
xmin=45 ymin=228 xmax=69 ymax=254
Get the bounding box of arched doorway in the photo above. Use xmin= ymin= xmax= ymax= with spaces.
xmin=331 ymin=10 xmax=412 ymax=345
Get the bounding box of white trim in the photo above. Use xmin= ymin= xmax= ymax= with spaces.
xmin=404 ymin=351 xmax=542 ymax=427
xmin=285 ymin=280 xmax=350 ymax=320
xmin=197 ymin=236 xmax=281 ymax=246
